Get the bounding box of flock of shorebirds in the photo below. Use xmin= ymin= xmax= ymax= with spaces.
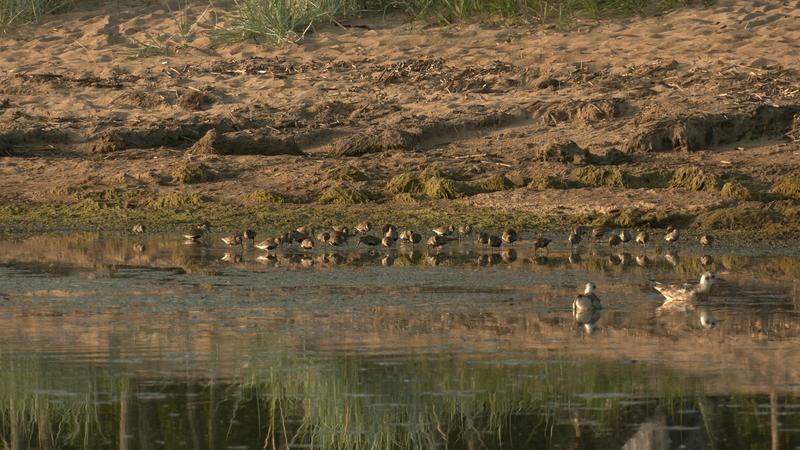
xmin=134 ymin=220 xmax=720 ymax=331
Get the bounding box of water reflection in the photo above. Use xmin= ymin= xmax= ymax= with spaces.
xmin=0 ymin=233 xmax=799 ymax=449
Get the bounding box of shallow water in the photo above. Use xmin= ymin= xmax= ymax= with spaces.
xmin=0 ymin=233 xmax=799 ymax=449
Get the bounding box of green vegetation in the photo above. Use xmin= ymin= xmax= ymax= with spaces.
xmin=319 ymin=183 xmax=372 ymax=204
xmin=0 ymin=0 xmax=67 ymax=30
xmin=1 ymin=0 xmax=704 ymax=40
xmin=171 ymin=161 xmax=214 ymax=184
xmin=720 ymin=180 xmax=752 ymax=201
xmin=248 ymin=189 xmax=302 ymax=204
xmin=576 ymin=166 xmax=627 ymax=188
xmin=771 ymin=174 xmax=800 ymax=200
xmin=669 ymin=167 xmax=719 ymax=192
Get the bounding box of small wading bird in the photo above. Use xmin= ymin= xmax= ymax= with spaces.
xmin=381 ymin=236 xmax=394 ymax=248
xmin=635 ymin=230 xmax=649 ymax=248
xmin=532 ymin=236 xmax=551 ymax=254
xmin=488 ymin=235 xmax=502 ymax=248
xmin=432 ymin=225 xmax=454 ymax=237
xmin=664 ymin=225 xmax=679 ymax=246
xmin=358 ymin=235 xmax=380 ymax=247
xmin=457 ymin=224 xmax=472 ymax=238
xmin=300 ymin=239 xmax=314 ymax=250
xmin=700 ymin=233 xmax=714 ymax=248
xmin=618 ymin=229 xmax=631 ymax=247
xmin=608 ymin=234 xmax=621 ymax=250
xmin=501 ymin=228 xmax=518 ymax=245
xmin=653 ymin=272 xmax=717 ymax=310
xmin=255 ymin=238 xmax=278 ymax=251
xmin=476 ymin=231 xmax=489 ymax=246
xmin=184 ymin=221 xmax=211 ymax=241
xmin=244 ymin=229 xmax=256 ymax=243
xmin=221 ymin=234 xmax=243 ymax=247
xmin=427 ymin=234 xmax=449 ymax=248
xmin=591 ymin=227 xmax=605 ymax=240
xmin=568 ymin=228 xmax=584 ymax=250
xmin=329 ymin=232 xmax=347 ymax=246
xmin=573 ymin=282 xmax=602 ymax=333
xmin=355 ymin=221 xmax=372 ymax=234
xmin=132 ymin=223 xmax=145 ymax=234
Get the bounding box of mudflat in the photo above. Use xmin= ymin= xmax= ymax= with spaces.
xmin=1 ymin=1 xmax=799 ymax=232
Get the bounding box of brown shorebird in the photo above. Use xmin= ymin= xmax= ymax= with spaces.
xmin=427 ymin=234 xmax=449 ymax=247
xmin=355 ymin=221 xmax=372 ymax=234
xmin=358 ymin=235 xmax=380 ymax=247
xmin=255 ymin=238 xmax=278 ymax=251
xmin=457 ymin=224 xmax=472 ymax=238
xmin=296 ymin=226 xmax=311 ymax=235
xmin=290 ymin=230 xmax=310 ymax=243
xmin=591 ymin=227 xmax=605 ymax=240
xmin=501 ymin=228 xmax=518 ymax=245
xmin=132 ymin=223 xmax=145 ymax=234
xmin=332 ymin=225 xmax=349 ymax=235
xmin=700 ymin=254 xmax=714 ymax=266
xmin=664 ymin=225 xmax=679 ymax=246
xmin=399 ymin=230 xmax=413 ymax=242
xmin=381 ymin=236 xmax=394 ymax=248
xmin=568 ymin=229 xmax=584 ymax=250
xmin=183 ymin=221 xmax=211 ymax=241
xmin=385 ymin=228 xmax=398 ymax=242
xmin=410 ymin=232 xmax=422 ymax=244
xmin=221 ymin=234 xmax=243 ymax=246
xmin=244 ymin=229 xmax=256 ymax=242
xmin=432 ymin=225 xmax=453 ymax=237
xmin=476 ymin=231 xmax=489 ymax=246
xmin=533 ymin=237 xmax=551 ymax=254
xmin=316 ymin=231 xmax=331 ymax=244
xmin=618 ymin=229 xmax=631 ymax=246
xmin=488 ymin=235 xmax=502 ymax=247
xmin=699 ymin=234 xmax=714 ymax=248
xmin=608 ymin=234 xmax=621 ymax=249
xmin=300 ymin=239 xmax=314 ymax=250
xmin=635 ymin=230 xmax=649 ymax=248
xmin=329 ymin=231 xmax=347 ymax=246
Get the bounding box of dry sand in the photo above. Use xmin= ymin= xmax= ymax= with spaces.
xmin=0 ymin=0 xmax=799 ymax=226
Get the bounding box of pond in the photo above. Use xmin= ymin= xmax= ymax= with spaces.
xmin=0 ymin=233 xmax=798 ymax=449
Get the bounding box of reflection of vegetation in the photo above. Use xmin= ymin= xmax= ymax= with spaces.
xmin=1 ymin=347 xmax=759 ymax=450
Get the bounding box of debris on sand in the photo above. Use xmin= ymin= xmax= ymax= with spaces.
xmin=172 ymin=162 xmax=214 ymax=184
xmin=178 ymin=90 xmax=213 ymax=111
xmin=330 ymin=129 xmax=416 ymax=157
xmin=625 ymin=104 xmax=800 ymax=153
xmin=187 ymin=129 xmax=303 ymax=156
xmin=720 ymin=180 xmax=752 ymax=200
xmin=670 ymin=167 xmax=719 ymax=192
xmin=319 ymin=184 xmax=372 ymax=204
xmin=771 ymin=174 xmax=800 ymax=200
xmin=536 ymin=140 xmax=589 ymax=164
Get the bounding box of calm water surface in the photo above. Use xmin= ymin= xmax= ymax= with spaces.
xmin=0 ymin=233 xmax=799 ymax=449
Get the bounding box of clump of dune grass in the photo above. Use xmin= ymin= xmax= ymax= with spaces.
xmin=720 ymin=181 xmax=752 ymax=200
xmin=385 ymin=172 xmax=424 ymax=195
xmin=422 ymin=176 xmax=462 ymax=199
xmin=576 ymin=167 xmax=627 ymax=188
xmin=528 ymin=174 xmax=571 ymax=190
xmin=319 ymin=183 xmax=371 ymax=204
xmin=248 ymin=190 xmax=301 ymax=204
xmin=146 ymin=192 xmax=203 ymax=209
xmin=392 ymin=192 xmax=420 ymax=204
xmin=0 ymin=0 xmax=69 ymax=30
xmin=214 ymin=0 xmax=354 ymax=46
xmin=171 ymin=162 xmax=214 ymax=184
xmin=670 ymin=167 xmax=718 ymax=192
xmin=771 ymin=174 xmax=800 ymax=200
xmin=477 ymin=174 xmax=514 ymax=192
